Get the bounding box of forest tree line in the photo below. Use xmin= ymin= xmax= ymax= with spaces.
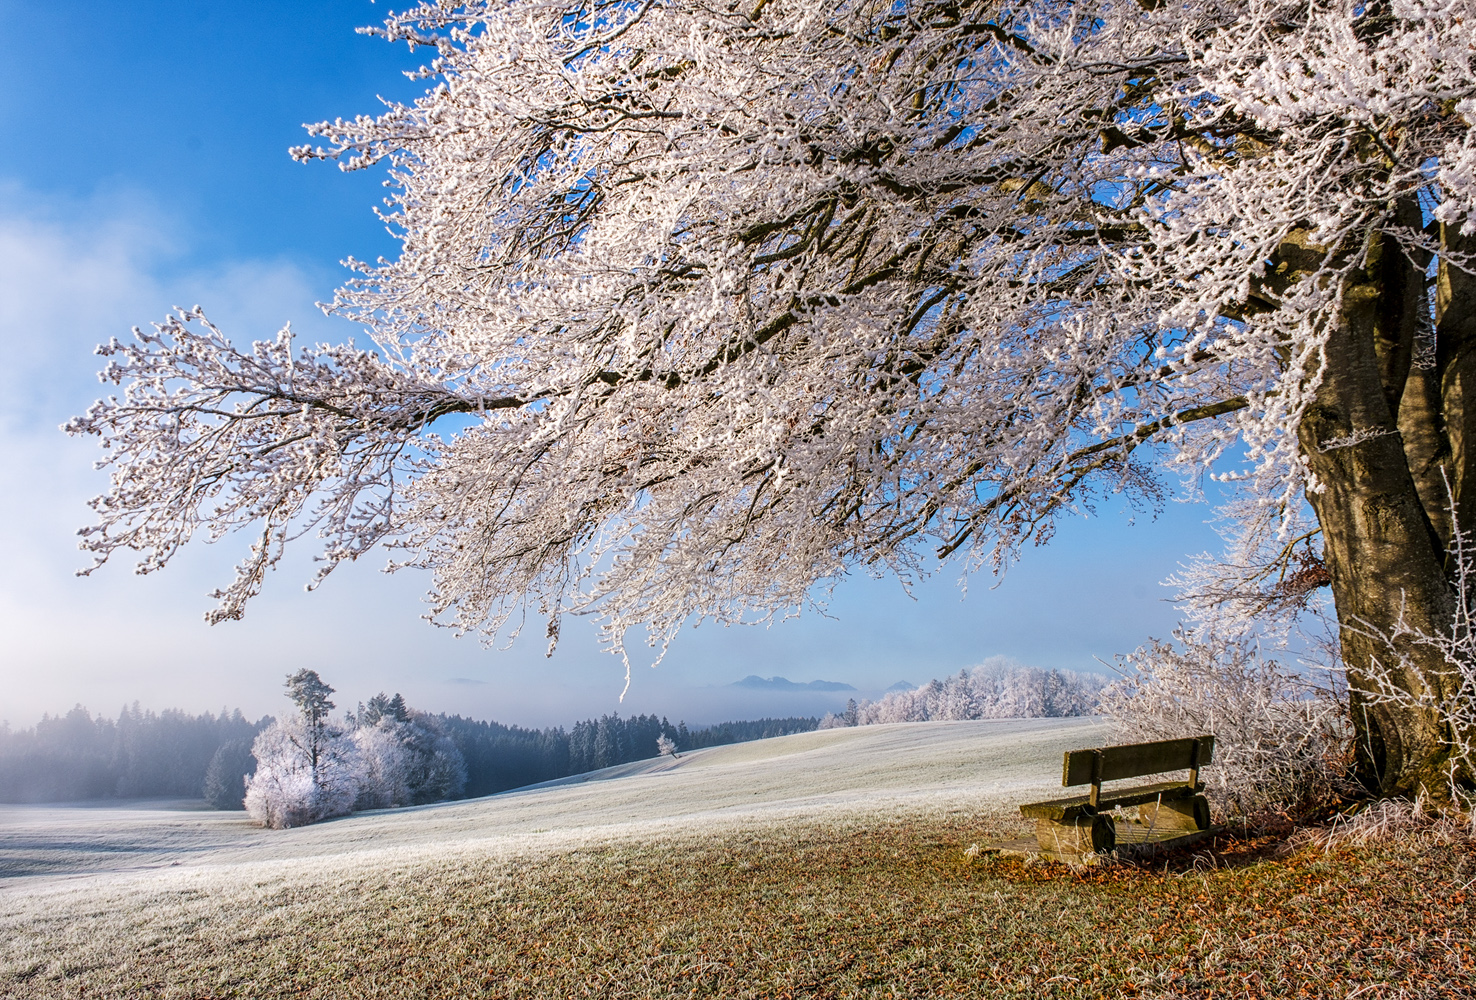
xmin=0 ymin=705 xmax=265 ymax=804
xmin=0 ymin=701 xmax=819 ymax=805
xmin=445 ymin=712 xmax=821 ymax=798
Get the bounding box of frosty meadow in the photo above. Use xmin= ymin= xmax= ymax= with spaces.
xmin=6 ymin=720 xmax=1474 ymax=997
xmin=66 ymin=0 xmax=1476 ymax=808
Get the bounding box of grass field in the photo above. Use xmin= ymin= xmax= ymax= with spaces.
xmin=3 ymin=720 xmax=1472 ymax=998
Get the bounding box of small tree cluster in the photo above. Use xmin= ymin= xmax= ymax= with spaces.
xmin=245 ymin=671 xmax=357 ymax=828
xmin=244 ymin=672 xmax=466 ymax=829
xmin=244 ymin=712 xmax=361 ymax=829
xmin=351 ymin=692 xmax=466 ymax=810
xmin=820 ymin=661 xmax=1105 ymax=728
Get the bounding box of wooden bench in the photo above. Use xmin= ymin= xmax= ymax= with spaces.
xmin=993 ymin=735 xmax=1215 ymax=863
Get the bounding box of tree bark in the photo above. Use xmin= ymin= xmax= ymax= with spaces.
xmin=1296 ymin=216 xmax=1470 ymax=799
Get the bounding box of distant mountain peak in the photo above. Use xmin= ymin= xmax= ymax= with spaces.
xmin=886 ymin=680 xmax=917 ymax=692
xmin=730 ymin=675 xmax=856 ymax=692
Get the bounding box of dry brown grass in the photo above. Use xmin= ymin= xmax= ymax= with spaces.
xmin=4 ymin=816 xmax=1473 ymax=999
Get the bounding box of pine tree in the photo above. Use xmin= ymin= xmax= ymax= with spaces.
xmin=204 ymin=739 xmax=255 ymax=810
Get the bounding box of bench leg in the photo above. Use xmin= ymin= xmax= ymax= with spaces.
xmin=1035 ymin=814 xmax=1115 ymax=860
xmin=1138 ymin=794 xmax=1210 ymax=832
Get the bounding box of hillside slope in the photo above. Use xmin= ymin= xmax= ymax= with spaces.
xmin=8 ymin=716 xmax=1465 ymax=1000
xmin=1 ymin=717 xmax=1105 ymax=886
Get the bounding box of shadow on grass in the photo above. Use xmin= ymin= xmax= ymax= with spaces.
xmin=981 ymin=825 xmax=1356 ymax=886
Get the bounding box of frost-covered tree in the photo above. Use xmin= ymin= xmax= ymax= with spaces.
xmin=245 ymin=671 xmax=361 ymax=828
xmin=351 ymin=693 xmax=467 ymax=809
xmin=244 ymin=715 xmax=360 ymax=828
xmin=68 ymin=0 xmax=1476 ymax=800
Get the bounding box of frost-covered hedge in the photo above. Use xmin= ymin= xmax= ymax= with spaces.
xmin=821 ymin=660 xmax=1106 ymax=728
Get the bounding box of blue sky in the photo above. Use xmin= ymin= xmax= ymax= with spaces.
xmin=0 ymin=1 xmax=1227 ymax=729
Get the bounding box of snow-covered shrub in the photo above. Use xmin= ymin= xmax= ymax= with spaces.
xmin=349 ymin=696 xmax=466 ymax=809
xmin=824 ymin=661 xmax=1105 ymax=728
xmin=352 ymin=721 xmax=411 ymax=810
xmin=1099 ymin=632 xmax=1348 ymax=820
xmin=244 ymin=715 xmax=361 ymax=829
xmin=656 ymin=735 xmax=677 ymax=757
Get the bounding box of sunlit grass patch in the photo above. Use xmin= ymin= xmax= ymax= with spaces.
xmin=3 ymin=818 xmax=1472 ymax=998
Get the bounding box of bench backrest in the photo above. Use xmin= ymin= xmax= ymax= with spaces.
xmin=1062 ymin=735 xmax=1215 ymax=788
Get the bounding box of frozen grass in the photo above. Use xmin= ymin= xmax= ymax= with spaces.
xmin=0 ymin=719 xmax=1100 ymax=883
xmin=3 ymin=719 xmax=1472 ymax=998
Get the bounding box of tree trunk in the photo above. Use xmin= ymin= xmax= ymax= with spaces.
xmin=1295 ymin=215 xmax=1473 ymax=799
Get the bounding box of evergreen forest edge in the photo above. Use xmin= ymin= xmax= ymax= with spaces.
xmin=0 ymin=703 xmax=821 ymax=807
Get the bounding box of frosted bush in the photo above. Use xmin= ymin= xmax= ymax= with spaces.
xmin=349 ymin=712 xmax=466 ymax=810
xmin=353 ymin=722 xmax=411 ymax=810
xmin=244 ymin=716 xmax=361 ymax=829
xmin=243 ymin=763 xmax=321 ymax=830
xmin=1100 ymin=632 xmax=1348 ymax=819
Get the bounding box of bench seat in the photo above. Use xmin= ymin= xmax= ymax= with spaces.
xmin=988 ymin=735 xmax=1216 ymax=864
xmin=1018 ymin=780 xmax=1203 ymax=822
